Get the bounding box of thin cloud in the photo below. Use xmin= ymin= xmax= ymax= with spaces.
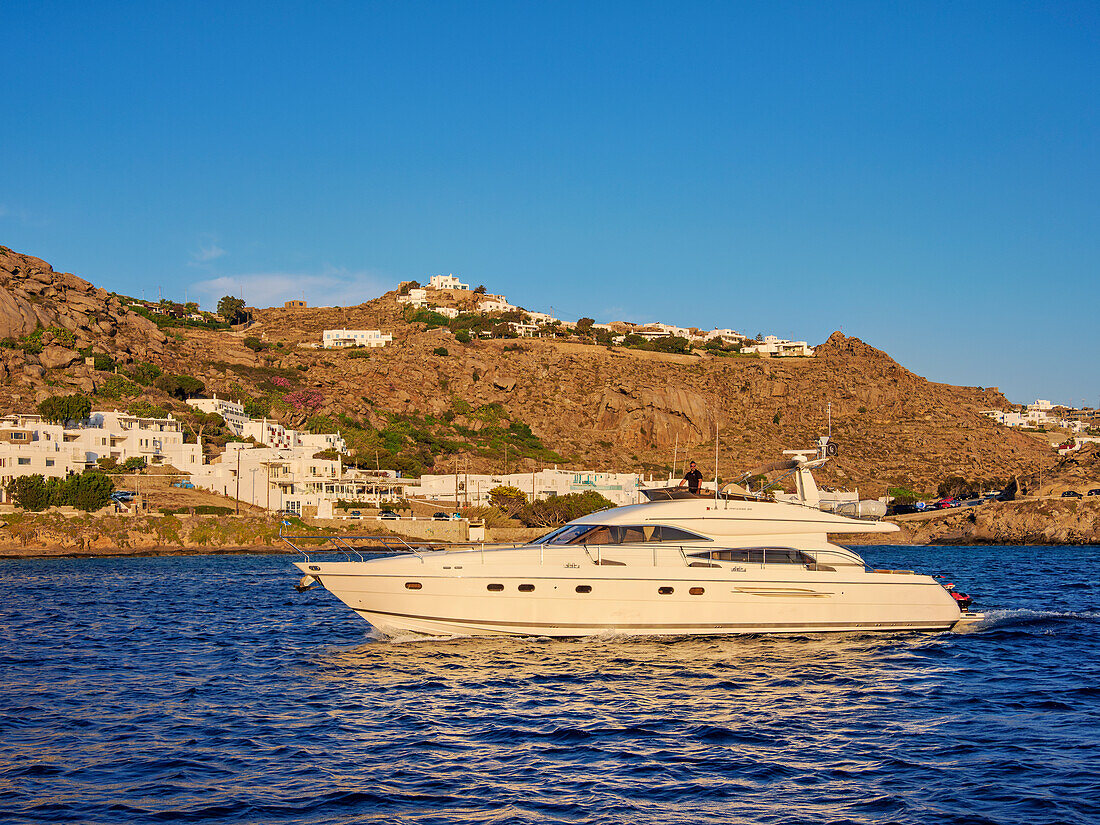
xmin=191 ymin=268 xmax=393 ymax=309
xmin=191 ymin=243 xmax=226 ymax=263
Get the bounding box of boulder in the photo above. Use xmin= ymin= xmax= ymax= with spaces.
xmin=39 ymin=346 xmax=81 ymax=370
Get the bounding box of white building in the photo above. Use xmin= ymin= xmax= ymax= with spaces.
xmin=981 ymin=399 xmax=1081 ymax=432
xmin=396 ymin=288 xmax=428 ymax=306
xmin=240 ymin=419 xmax=346 ymax=453
xmin=704 ymin=328 xmax=749 ymax=346
xmin=527 ymin=311 xmax=560 ymax=325
xmin=0 ymin=411 xmax=202 ymax=498
xmin=634 ymin=323 xmax=694 ymax=341
xmin=508 ymin=321 xmax=540 ymax=338
xmin=407 ymin=469 xmax=659 ymax=508
xmin=187 ymin=395 xmax=248 ymax=436
xmin=429 ymin=274 xmax=470 ymax=291
xmin=742 ymin=335 xmax=815 ymax=357
xmin=431 ymin=306 xmax=460 ymax=319
xmin=478 ymin=298 xmax=518 ymax=314
xmin=322 ymin=329 xmax=393 ymax=349
xmin=190 ymin=443 xmax=341 ymax=517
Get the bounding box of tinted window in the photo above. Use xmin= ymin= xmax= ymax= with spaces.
xmin=655 ymin=526 xmax=710 ymax=542
xmin=545 ymin=525 xmax=597 ymax=545
xmin=694 ymin=548 xmax=812 ymax=565
xmin=549 ymin=524 xmax=712 ymax=545
xmin=533 ymin=526 xmax=571 ymax=544
xmin=612 ymin=525 xmax=647 ymax=544
xmin=581 ymin=526 xmax=613 ymax=545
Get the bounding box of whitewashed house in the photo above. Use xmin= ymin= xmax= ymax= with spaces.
xmin=322 ymin=329 xmax=393 ymax=349
xmin=396 ymin=288 xmax=428 ymax=306
xmin=742 ymin=335 xmax=815 ymax=357
xmin=187 ymin=395 xmax=249 ymax=436
xmin=428 ymin=274 xmax=470 ymax=291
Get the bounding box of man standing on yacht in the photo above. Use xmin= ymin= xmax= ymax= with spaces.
xmin=678 ymin=461 xmax=703 ymax=495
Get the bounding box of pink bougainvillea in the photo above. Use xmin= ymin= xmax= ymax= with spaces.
xmin=283 ymin=389 xmax=324 ymax=412
xmin=273 ymin=376 xmax=292 ymax=389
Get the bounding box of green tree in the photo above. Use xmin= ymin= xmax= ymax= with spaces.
xmin=518 ymin=491 xmax=615 ymax=527
xmin=575 ymin=317 xmax=595 ymax=335
xmin=454 ymin=329 xmax=472 ymax=344
xmin=243 ymin=397 xmax=272 ymax=418
xmin=217 ymin=295 xmax=250 ymax=324
xmin=36 ymin=394 xmax=92 ymax=424
xmin=888 ymin=486 xmax=919 ymax=505
xmin=98 ymin=374 xmax=142 ymax=400
xmin=488 ymin=485 xmax=528 ymax=517
xmin=155 ymin=374 xmax=206 ymax=400
xmin=127 ymin=362 xmax=163 ymax=385
xmin=91 ymin=353 xmax=116 ymax=371
xmin=5 ymin=475 xmax=51 ymax=511
xmin=64 ymin=471 xmax=114 ymax=511
xmin=127 ymin=399 xmax=169 ymax=418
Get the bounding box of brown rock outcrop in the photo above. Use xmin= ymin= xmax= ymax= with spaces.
xmin=0 ymin=246 xmax=170 ymax=390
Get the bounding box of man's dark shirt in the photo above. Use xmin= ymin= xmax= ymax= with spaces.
xmin=684 ymin=468 xmax=703 ymax=494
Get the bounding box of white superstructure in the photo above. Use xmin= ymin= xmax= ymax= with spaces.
xmin=293 ymin=442 xmax=976 ymax=637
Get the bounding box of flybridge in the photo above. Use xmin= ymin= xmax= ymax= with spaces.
xmin=643 ymin=437 xmax=887 ymax=520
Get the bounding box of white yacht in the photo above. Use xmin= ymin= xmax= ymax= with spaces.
xmin=291 ymin=440 xmax=978 ymax=637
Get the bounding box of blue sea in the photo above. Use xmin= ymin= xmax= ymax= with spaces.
xmin=1 ymin=545 xmax=1098 ymax=825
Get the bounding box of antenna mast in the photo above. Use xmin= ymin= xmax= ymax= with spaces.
xmin=714 ymin=421 xmax=719 ymax=503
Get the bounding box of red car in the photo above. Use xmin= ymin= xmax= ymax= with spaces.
xmin=934 ymin=497 xmax=960 ymax=509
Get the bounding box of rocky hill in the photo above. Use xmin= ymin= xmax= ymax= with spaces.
xmin=0 ymin=245 xmax=1057 ymax=498
xmin=0 ymin=246 xmax=168 ymax=395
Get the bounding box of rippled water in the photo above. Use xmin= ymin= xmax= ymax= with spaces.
xmin=2 ymin=545 xmax=1098 ymax=825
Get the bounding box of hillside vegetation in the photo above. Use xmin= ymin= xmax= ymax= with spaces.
xmin=0 ymin=245 xmax=1054 ymax=499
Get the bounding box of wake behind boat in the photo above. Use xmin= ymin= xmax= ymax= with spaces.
xmin=289 ymin=439 xmax=979 ymax=637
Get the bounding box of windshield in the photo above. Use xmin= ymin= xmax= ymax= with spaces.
xmin=533 ymin=524 xmax=711 ymax=545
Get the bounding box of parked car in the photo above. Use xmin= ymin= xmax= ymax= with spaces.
xmin=1088 ymin=489 xmax=1100 ymax=497
xmin=431 ymin=511 xmax=450 ymax=521
xmin=378 ymin=510 xmax=399 ymax=520
xmin=887 ymin=503 xmax=919 ymax=515
xmin=347 ymin=510 xmax=362 ymax=519
xmin=1061 ymin=490 xmax=1083 ymax=498
xmin=933 ymin=497 xmax=958 ymax=509
xmin=171 ymin=480 xmax=194 ymax=489
xmin=110 ymin=490 xmax=136 ymax=502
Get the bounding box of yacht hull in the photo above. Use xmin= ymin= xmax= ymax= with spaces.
xmin=298 ymin=562 xmax=964 ymax=638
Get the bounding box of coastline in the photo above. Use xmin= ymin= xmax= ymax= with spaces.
xmin=2 ymin=497 xmax=1097 ymax=559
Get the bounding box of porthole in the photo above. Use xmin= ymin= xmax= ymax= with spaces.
xmin=689 ymin=587 xmax=705 ymax=596
xmin=405 ymin=582 xmax=422 ymax=590
xmin=575 ymin=585 xmax=592 ymax=594
xmin=487 ymin=583 xmax=504 ymax=592
xmin=518 ymin=584 xmax=535 ymax=592
xmin=658 ymin=586 xmax=674 ymax=595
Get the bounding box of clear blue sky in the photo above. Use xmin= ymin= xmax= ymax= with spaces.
xmin=2 ymin=1 xmax=1097 ymax=406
